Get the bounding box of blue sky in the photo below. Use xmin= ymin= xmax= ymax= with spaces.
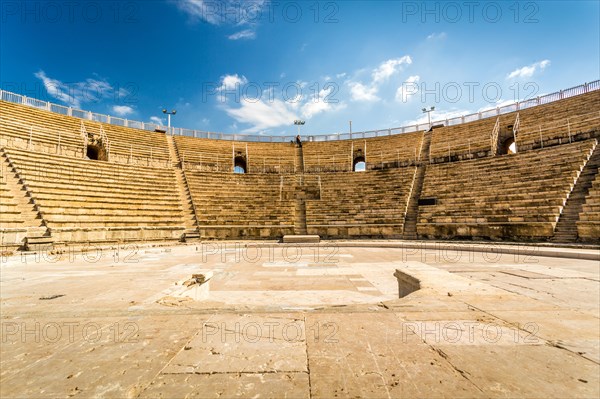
xmin=1 ymin=0 xmax=598 ymax=137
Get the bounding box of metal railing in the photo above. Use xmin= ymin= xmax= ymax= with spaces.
xmin=490 ymin=117 xmax=500 ymax=156
xmin=1 ymin=118 xmax=169 ymax=168
xmin=1 ymin=80 xmax=598 ymax=143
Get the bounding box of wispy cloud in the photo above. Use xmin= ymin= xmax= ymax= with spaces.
xmin=228 ymin=29 xmax=256 ymax=40
xmin=349 ymin=82 xmax=379 ymax=102
xmin=372 ymin=56 xmax=412 ymax=84
xmin=224 ymin=98 xmax=298 ymax=133
xmin=172 ymin=0 xmax=266 ymax=26
xmin=34 ymin=70 xmax=128 ymax=108
xmin=507 ymin=60 xmax=550 ymax=79
xmin=395 ymin=75 xmax=420 ymax=103
xmin=112 ymin=105 xmax=134 ymax=117
xmin=219 ymin=74 xmax=248 ymax=91
xmin=34 ymin=70 xmax=79 ymax=107
xmin=427 ymin=32 xmax=447 ymax=40
xmin=149 ymin=116 xmax=164 ymax=125
xmin=348 ymin=56 xmax=413 ymax=102
xmin=301 ymin=86 xmax=347 ymax=119
xmin=217 ymin=74 xmax=345 ymax=133
xmin=403 ymin=108 xmax=472 ymax=126
xmin=176 ymin=0 xmax=265 ymax=40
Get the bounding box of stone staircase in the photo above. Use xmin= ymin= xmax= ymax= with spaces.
xmin=1 ymin=149 xmax=53 ymax=251
xmin=167 ymin=136 xmax=200 ymax=242
xmin=403 ymin=132 xmax=432 ymax=239
xmin=293 ymin=176 xmax=308 ymax=235
xmin=293 ymin=148 xmax=309 ymax=235
xmin=295 ymin=146 xmax=304 ymax=173
xmin=552 ymin=143 xmax=600 ymax=243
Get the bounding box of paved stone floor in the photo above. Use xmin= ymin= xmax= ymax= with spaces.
xmin=0 ymin=242 xmax=598 ymax=398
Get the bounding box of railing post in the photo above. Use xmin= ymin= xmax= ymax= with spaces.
xmin=350 ymin=142 xmax=354 ymax=171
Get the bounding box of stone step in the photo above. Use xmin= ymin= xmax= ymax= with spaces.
xmin=24 ymin=235 xmax=54 ymax=251
xmin=282 ymin=235 xmax=320 ymax=244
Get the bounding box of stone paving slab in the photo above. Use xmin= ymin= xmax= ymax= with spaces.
xmin=163 ymin=314 xmax=307 ymax=375
xmin=139 ymin=372 xmax=310 ymax=399
xmin=305 ymin=312 xmax=484 ymax=398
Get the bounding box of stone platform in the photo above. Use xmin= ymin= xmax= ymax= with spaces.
xmin=0 ymin=241 xmax=598 ymax=398
xmin=282 ymin=235 xmax=321 ymax=243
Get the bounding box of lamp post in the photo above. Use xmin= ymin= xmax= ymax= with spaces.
xmin=162 ymin=109 xmax=177 ymax=135
xmin=422 ymin=106 xmax=435 ymax=129
xmin=294 ymin=120 xmax=305 ymax=136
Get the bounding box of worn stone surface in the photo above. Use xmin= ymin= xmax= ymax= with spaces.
xmin=0 ymin=243 xmax=598 ymax=398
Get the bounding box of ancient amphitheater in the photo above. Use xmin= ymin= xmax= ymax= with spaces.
xmin=1 ymin=82 xmax=599 ymax=398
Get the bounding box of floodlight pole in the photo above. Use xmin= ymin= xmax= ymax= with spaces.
xmin=294 ymin=120 xmax=305 ymax=136
xmin=163 ymin=109 xmax=177 ymax=135
xmin=422 ymin=106 xmax=435 ymax=129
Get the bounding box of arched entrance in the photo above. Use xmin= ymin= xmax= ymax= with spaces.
xmin=353 ymin=156 xmax=366 ymax=172
xmin=500 ymin=137 xmax=517 ymax=155
xmin=86 ymin=144 xmax=108 ymax=161
xmin=234 ymin=155 xmax=247 ymax=174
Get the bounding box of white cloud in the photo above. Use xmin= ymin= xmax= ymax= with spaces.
xmin=395 ymin=75 xmax=420 ymax=103
xmin=404 ymin=108 xmax=473 ymax=126
xmin=220 ymin=76 xmax=346 ymax=132
xmin=224 ymin=98 xmax=299 ymax=133
xmin=372 ymin=56 xmax=412 ymax=84
xmin=150 ymin=116 xmax=164 ymax=125
xmin=349 ymin=82 xmax=379 ymax=102
xmin=347 ymin=56 xmax=413 ymax=102
xmin=34 ymin=70 xmax=128 ymax=109
xmin=112 ymin=105 xmax=134 ymax=117
xmin=301 ymin=86 xmax=347 ymax=119
xmin=34 ymin=70 xmax=79 ymax=107
xmin=228 ymin=29 xmax=256 ymax=40
xmin=477 ymin=98 xmax=518 ymax=112
xmin=427 ymin=32 xmax=447 ymax=40
xmin=507 ymin=60 xmax=550 ymax=79
xmin=219 ymin=74 xmax=248 ymax=91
